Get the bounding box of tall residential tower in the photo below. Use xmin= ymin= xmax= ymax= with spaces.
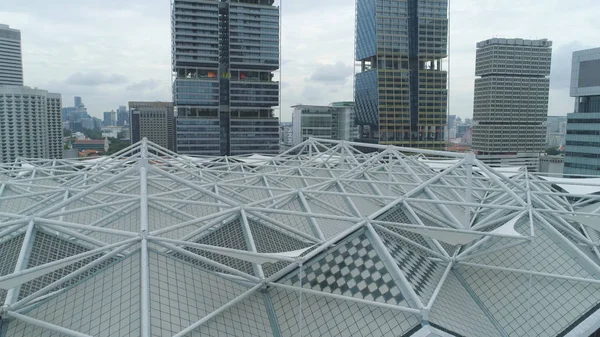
xmin=472 ymin=38 xmax=552 ymax=171
xmin=172 ymin=0 xmax=280 ymax=156
xmin=354 ymin=0 xmax=448 ymax=149
xmin=0 ymin=24 xmax=23 ymax=86
xmin=564 ymin=47 xmax=600 ymax=177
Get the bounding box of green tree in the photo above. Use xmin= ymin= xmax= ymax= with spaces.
xmin=546 ymin=147 xmax=561 ymax=155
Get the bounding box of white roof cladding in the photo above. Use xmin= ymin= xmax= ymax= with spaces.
xmin=0 ymin=138 xmax=599 ymax=337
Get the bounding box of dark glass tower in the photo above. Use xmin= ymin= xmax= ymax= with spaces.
xmin=172 ymin=0 xmax=280 ymax=156
xmin=354 ymin=0 xmax=448 ymax=149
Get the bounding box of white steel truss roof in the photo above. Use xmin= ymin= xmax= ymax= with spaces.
xmin=0 ymin=138 xmax=599 ymax=337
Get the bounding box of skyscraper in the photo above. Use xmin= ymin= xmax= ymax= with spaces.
xmin=564 ymin=47 xmax=600 ymax=177
xmin=472 ymin=38 xmax=552 ymax=171
xmin=130 ymin=101 xmax=176 ymax=151
xmin=0 ymin=24 xmax=24 ymax=86
xmin=117 ymin=105 xmax=129 ymax=126
xmin=354 ymin=0 xmax=448 ymax=149
xmin=172 ymin=0 xmax=280 ymax=156
xmin=0 ymin=86 xmax=62 ymax=163
xmin=74 ymin=96 xmax=83 ymax=108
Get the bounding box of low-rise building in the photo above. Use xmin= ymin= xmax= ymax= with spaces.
xmin=538 ymin=155 xmax=564 ymax=177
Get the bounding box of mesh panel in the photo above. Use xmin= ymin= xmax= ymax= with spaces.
xmin=249 ymin=219 xmax=312 ymax=277
xmin=20 ymin=231 xmax=115 ymax=300
xmin=0 ymin=321 xmax=71 ymax=337
xmin=458 ymin=265 xmax=600 ymax=337
xmin=86 ymin=206 xmax=141 ymax=244
xmin=262 ymin=198 xmax=317 ymax=237
xmin=0 ymin=233 xmax=25 ymax=303
xmin=188 ymin=293 xmax=274 ymax=337
xmin=3 ymin=253 xmax=140 ymax=337
xmin=149 ymin=251 xmax=251 ymax=336
xmin=465 ymin=220 xmax=595 ymax=278
xmin=173 ymin=218 xmax=254 ymax=275
xmin=376 ymin=206 xmax=440 ymax=252
xmin=429 ymin=271 xmax=501 ymax=337
xmin=269 ymin=287 xmax=420 ymax=337
xmin=147 ymin=204 xmax=191 ymax=238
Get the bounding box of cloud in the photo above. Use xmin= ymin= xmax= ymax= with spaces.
xmin=127 ymin=79 xmax=161 ymax=92
xmin=309 ymin=62 xmax=353 ymax=84
xmin=64 ymin=72 xmax=128 ymax=86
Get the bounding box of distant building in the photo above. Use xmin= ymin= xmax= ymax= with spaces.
xmin=545 ymin=116 xmax=567 ymax=148
xmin=171 ymin=0 xmax=280 ymax=156
xmin=0 ymin=86 xmax=62 ymax=162
xmin=79 ymin=118 xmax=94 ymax=130
xmin=472 ymin=38 xmax=552 ymax=171
xmin=117 ymin=106 xmax=129 ymax=126
xmin=292 ymin=102 xmax=358 ymax=146
xmin=0 ymin=24 xmax=23 ymax=86
xmin=74 ymin=96 xmax=83 ymax=108
xmin=61 ymin=97 xmax=89 ymax=123
xmin=538 ymin=155 xmax=564 ymax=177
xmin=129 ymin=101 xmax=176 ymax=151
xmin=280 ymin=122 xmax=293 ymax=147
xmin=354 ymin=0 xmax=448 ymax=149
xmin=564 ymin=47 xmax=600 ymax=177
xmin=103 ymin=110 xmax=117 ymax=127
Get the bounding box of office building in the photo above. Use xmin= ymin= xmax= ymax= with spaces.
xmin=74 ymin=96 xmax=83 ymax=108
xmin=546 ymin=116 xmax=567 ymax=148
xmin=354 ymin=0 xmax=448 ymax=149
xmin=1 ymin=139 xmax=600 ymax=336
xmin=0 ymin=85 xmax=61 ymax=163
xmin=103 ymin=111 xmax=112 ymax=127
xmin=0 ymin=24 xmax=23 ymax=86
xmin=291 ymin=102 xmax=358 ymax=145
xmin=564 ymin=47 xmax=600 ymax=176
xmin=116 ymin=106 xmax=129 ymax=126
xmin=472 ymin=38 xmax=552 ymax=171
xmin=130 ymin=101 xmax=176 ymax=151
xmin=172 ymin=0 xmax=280 ymax=156
xmin=61 ymin=97 xmax=89 ymax=122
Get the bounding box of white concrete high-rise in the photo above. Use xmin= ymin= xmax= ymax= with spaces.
xmin=472 ymin=38 xmax=552 ymax=171
xmin=0 ymin=24 xmax=23 ymax=86
xmin=0 ymin=86 xmax=62 ymax=163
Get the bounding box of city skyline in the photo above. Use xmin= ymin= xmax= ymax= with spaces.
xmin=0 ymin=0 xmax=598 ymax=121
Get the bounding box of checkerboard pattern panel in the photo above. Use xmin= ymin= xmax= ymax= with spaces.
xmin=378 ymin=231 xmax=442 ymax=302
xmin=286 ymin=233 xmax=406 ymax=306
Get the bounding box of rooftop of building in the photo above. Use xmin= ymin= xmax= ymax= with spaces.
xmin=0 ymin=138 xmax=599 ymax=336
xmin=476 ymin=37 xmax=552 ymax=48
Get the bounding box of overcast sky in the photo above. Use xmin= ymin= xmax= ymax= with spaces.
xmin=1 ymin=0 xmax=599 ymax=121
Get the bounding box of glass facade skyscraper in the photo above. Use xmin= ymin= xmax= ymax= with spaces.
xmin=0 ymin=24 xmax=23 ymax=86
xmin=354 ymin=0 xmax=448 ymax=149
xmin=564 ymin=47 xmax=600 ymax=177
xmin=172 ymin=0 xmax=280 ymax=156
